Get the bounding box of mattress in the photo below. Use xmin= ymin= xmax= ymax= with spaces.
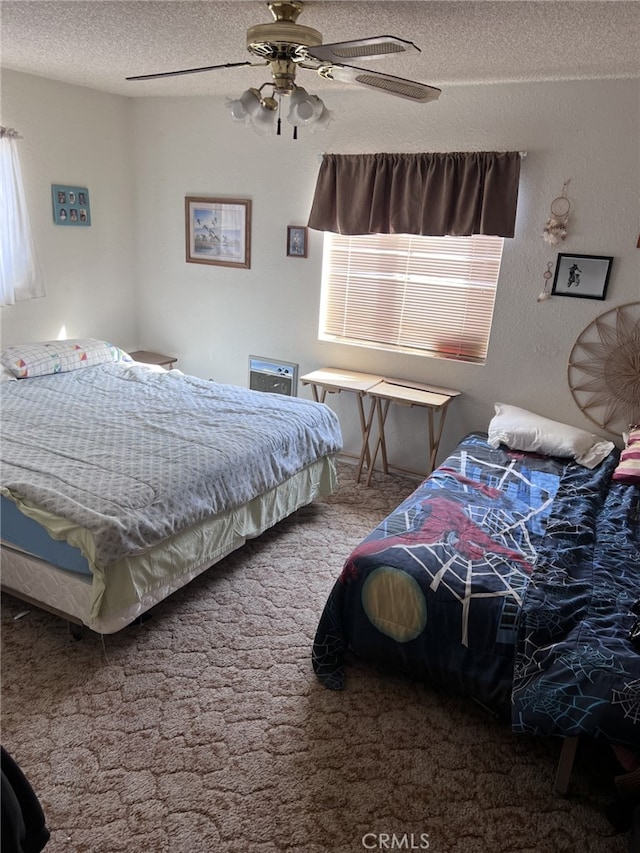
xmin=1 ymin=494 xmax=92 ymax=575
xmin=2 ymin=456 xmax=337 ymax=633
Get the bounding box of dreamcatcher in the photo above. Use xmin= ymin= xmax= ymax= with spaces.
xmin=543 ymin=180 xmax=571 ymax=245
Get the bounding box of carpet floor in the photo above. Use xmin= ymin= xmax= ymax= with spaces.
xmin=0 ymin=462 xmax=629 ymax=852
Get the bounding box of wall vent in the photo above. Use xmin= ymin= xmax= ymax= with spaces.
xmin=248 ymin=356 xmax=298 ymax=396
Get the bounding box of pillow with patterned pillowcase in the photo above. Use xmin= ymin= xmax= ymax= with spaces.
xmin=1 ymin=338 xmax=132 ymax=379
xmin=612 ymin=426 xmax=640 ymax=484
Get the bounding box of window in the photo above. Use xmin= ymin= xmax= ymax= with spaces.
xmin=0 ymin=127 xmax=44 ymax=306
xmin=319 ymin=231 xmax=504 ymax=365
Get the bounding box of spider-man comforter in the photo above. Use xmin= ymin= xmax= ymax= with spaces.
xmin=313 ymin=433 xmax=640 ymax=748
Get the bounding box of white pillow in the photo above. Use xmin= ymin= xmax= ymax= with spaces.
xmin=1 ymin=338 xmax=131 ymax=379
xmin=0 ymin=365 xmax=17 ymax=382
xmin=487 ymin=403 xmax=615 ymax=469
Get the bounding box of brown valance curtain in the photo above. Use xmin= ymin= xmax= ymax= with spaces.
xmin=307 ymin=151 xmax=521 ymax=237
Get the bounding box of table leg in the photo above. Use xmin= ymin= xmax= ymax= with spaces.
xmin=365 ymin=398 xmax=391 ymax=487
xmin=428 ymin=401 xmax=451 ymax=474
xmin=305 ymin=384 xmax=377 ymax=483
xmin=554 ymin=736 xmax=579 ymax=796
xmin=356 ymin=394 xmax=378 ymax=483
xmin=427 ymin=408 xmax=436 ymax=473
xmin=306 ymin=384 xmax=321 ymax=403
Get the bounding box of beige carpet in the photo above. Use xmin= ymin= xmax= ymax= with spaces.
xmin=1 ymin=462 xmax=628 ymax=853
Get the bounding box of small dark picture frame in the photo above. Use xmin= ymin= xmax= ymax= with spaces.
xmin=287 ymin=226 xmax=308 ymax=258
xmin=551 ymin=253 xmax=613 ymax=300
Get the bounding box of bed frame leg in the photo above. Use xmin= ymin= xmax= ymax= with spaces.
xmin=67 ymin=621 xmax=85 ymax=641
xmin=554 ymin=736 xmax=579 ymax=796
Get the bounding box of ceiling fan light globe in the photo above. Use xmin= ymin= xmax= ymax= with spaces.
xmin=293 ymin=100 xmax=315 ymax=121
xmin=288 ymin=86 xmax=310 ymax=106
xmin=251 ymin=106 xmax=278 ymax=134
xmin=309 ymin=94 xmax=326 ymax=114
xmin=287 ymin=90 xmax=325 ymax=125
xmin=226 ymin=88 xmax=262 ymax=120
xmin=240 ymin=87 xmax=263 ymax=115
xmin=307 ymin=102 xmax=333 ymax=132
xmin=226 ymin=98 xmax=250 ymax=122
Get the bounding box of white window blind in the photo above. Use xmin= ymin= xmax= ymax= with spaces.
xmin=319 ymin=232 xmax=504 ymax=364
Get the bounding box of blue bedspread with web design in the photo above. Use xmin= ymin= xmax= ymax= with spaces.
xmin=313 ymin=432 xmax=640 ymax=747
xmin=512 ymin=452 xmax=640 ymax=747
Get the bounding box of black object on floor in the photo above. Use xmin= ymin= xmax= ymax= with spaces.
xmin=1 ymin=746 xmax=50 ymax=853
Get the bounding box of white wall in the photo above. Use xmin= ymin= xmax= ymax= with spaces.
xmin=132 ymin=78 xmax=640 ymax=467
xmin=0 ymin=70 xmax=137 ymax=349
xmin=2 ymin=71 xmax=638 ymax=473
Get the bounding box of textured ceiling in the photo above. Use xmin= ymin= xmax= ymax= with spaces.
xmin=1 ymin=1 xmax=639 ymax=99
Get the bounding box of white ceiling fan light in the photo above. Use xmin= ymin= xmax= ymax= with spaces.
xmin=305 ymin=97 xmax=333 ymax=132
xmin=251 ymin=102 xmax=280 ymax=135
xmin=228 ymin=83 xmax=330 ymax=137
xmin=226 ymin=85 xmax=281 ymax=133
xmin=287 ymin=86 xmax=323 ymax=125
xmin=226 ymin=87 xmax=263 ymax=121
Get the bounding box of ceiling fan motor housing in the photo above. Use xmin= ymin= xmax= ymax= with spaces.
xmin=247 ymin=1 xmax=323 ymax=63
xmin=246 ymin=22 xmax=323 ymax=58
xmin=247 ymin=3 xmax=323 ymax=94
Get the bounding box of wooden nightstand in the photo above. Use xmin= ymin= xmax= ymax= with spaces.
xmin=129 ymin=350 xmax=178 ymax=370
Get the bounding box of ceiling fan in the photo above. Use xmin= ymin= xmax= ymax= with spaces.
xmin=126 ymin=1 xmax=440 ymax=134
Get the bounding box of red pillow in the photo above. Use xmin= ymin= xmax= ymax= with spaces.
xmin=612 ymin=427 xmax=640 ymax=484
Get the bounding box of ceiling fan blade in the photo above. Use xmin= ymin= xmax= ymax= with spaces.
xmin=308 ymin=36 xmax=420 ymax=64
xmin=325 ymin=64 xmax=441 ymax=103
xmin=126 ymin=61 xmax=256 ymax=81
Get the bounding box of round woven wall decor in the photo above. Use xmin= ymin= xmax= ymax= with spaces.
xmin=568 ymin=301 xmax=640 ymax=435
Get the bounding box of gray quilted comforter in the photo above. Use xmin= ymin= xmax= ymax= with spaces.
xmin=0 ymin=364 xmax=342 ymax=568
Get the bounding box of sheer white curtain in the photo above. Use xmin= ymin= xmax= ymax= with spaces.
xmin=0 ymin=127 xmax=45 ymax=306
